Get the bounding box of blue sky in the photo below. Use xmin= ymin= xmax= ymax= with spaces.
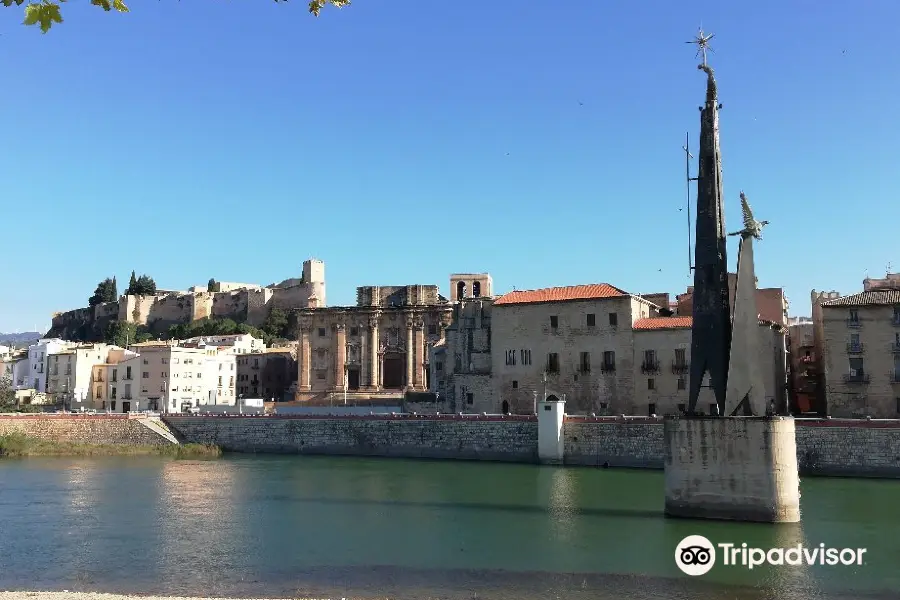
xmin=2 ymin=0 xmax=898 ymax=333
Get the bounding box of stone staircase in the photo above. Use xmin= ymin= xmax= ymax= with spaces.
xmin=133 ymin=415 xmax=181 ymax=444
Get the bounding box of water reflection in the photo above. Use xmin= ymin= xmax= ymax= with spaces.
xmin=157 ymin=459 xmax=241 ymax=589
xmin=545 ymin=467 xmax=577 ymax=542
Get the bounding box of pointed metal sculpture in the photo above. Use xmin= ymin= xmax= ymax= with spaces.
xmin=724 ymin=192 xmax=768 ymax=416
xmin=686 ymin=28 xmax=732 ymax=416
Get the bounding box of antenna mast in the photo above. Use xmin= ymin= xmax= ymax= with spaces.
xmin=683 ymin=132 xmax=697 ymax=274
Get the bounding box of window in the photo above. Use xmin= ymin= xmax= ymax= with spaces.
xmin=111 ymin=401 xmax=116 ymax=411
xmin=674 ymin=348 xmax=687 ymax=367
xmin=172 ymin=358 xmax=180 ymax=364
xmin=143 ymin=359 xmax=148 ymax=365
xmin=512 ymin=380 xmax=518 ymax=388
xmin=894 ymin=306 xmax=900 ymax=324
xmin=519 ymin=349 xmax=532 ymax=365
xmin=677 ymin=377 xmax=686 ymax=390
xmin=505 ymin=350 xmax=517 ymax=366
xmin=160 ymin=383 xmax=166 ymax=392
xmin=648 ymin=403 xmax=656 ymax=416
xmin=643 ymin=350 xmax=658 ymax=373
xmin=549 ymin=316 xmax=558 ymax=329
xmin=601 ymin=351 xmax=616 ymax=372
xmin=95 ymin=387 xmax=102 ymax=399
xmin=112 ymin=369 xmax=118 ymax=382
xmin=466 ymin=392 xmax=474 ymax=405
xmin=436 ymin=362 xmax=443 ymax=372
xmin=896 ymin=398 xmax=900 ymax=414
xmin=677 ymin=403 xmax=686 ymax=413
xmin=218 ymin=376 xmax=223 ymax=386
xmin=609 ymin=312 xmax=618 ymax=327
xmin=111 ymin=387 xmax=117 ymax=399
xmin=648 ymin=378 xmax=655 ymax=390
xmin=143 ymin=372 xmax=149 ymax=379
xmin=849 ymin=357 xmax=865 ymax=376
xmin=579 ymin=352 xmax=591 ymax=373
xmin=546 ymin=353 xmax=560 ymax=373
xmin=850 ymin=333 xmax=860 ymax=346
xmin=161 ymin=371 xmax=168 ymax=378
xmin=428 ymin=324 xmax=437 ymax=335
xmin=318 ymin=327 xmax=326 ymax=337
xmin=586 ymin=313 xmax=596 ymax=327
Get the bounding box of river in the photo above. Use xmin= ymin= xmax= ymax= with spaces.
xmin=0 ymin=455 xmax=897 ymax=599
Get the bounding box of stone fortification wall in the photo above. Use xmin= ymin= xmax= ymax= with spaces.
xmin=164 ymin=414 xmax=538 ymax=462
xmin=0 ymin=415 xmax=173 ymax=446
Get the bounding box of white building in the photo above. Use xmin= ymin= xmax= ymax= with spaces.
xmin=47 ymin=343 xmax=121 ymax=408
xmin=22 ymin=339 xmax=74 ymax=392
xmin=128 ymin=342 xmax=236 ymax=413
xmin=181 ymin=334 xmax=265 ymax=355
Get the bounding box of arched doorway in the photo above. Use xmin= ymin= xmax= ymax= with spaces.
xmin=473 ymin=281 xmax=481 ymax=297
xmin=457 ymin=281 xmax=466 ymax=299
xmin=501 ymin=399 xmax=509 ymax=414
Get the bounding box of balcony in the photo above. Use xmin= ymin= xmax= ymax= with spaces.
xmin=600 ymin=364 xmax=616 ymax=374
xmin=640 ymin=360 xmax=660 ymax=374
xmin=846 ymin=319 xmax=862 ymax=328
xmin=846 ymin=343 xmax=865 ymax=354
xmin=843 ymin=373 xmax=869 ymax=384
xmin=671 ymin=361 xmax=690 ymax=375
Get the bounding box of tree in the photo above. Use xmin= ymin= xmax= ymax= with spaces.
xmin=4 ymin=0 xmax=350 ymax=34
xmin=0 ymin=375 xmax=15 ymax=411
xmin=104 ymin=321 xmax=152 ymax=347
xmin=125 ymin=272 xmax=157 ymax=296
xmin=262 ymin=307 xmax=290 ymax=339
xmin=207 ymin=278 xmax=218 ymax=293
xmin=88 ymin=277 xmax=118 ymax=306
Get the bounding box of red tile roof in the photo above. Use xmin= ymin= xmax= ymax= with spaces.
xmin=493 ymin=284 xmax=629 ymax=306
xmin=633 ymin=316 xmax=786 ymax=331
xmin=633 ymin=316 xmax=693 ymax=330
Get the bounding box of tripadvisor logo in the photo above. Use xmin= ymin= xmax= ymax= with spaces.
xmin=675 ymin=535 xmax=867 ymax=576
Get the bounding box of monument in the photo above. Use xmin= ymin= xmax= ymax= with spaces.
xmin=663 ymin=29 xmax=800 ymax=523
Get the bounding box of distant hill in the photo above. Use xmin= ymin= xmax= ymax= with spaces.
xmin=0 ymin=332 xmax=41 ymax=347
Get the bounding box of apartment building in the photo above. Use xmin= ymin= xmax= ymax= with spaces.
xmin=787 ymin=319 xmax=819 ymax=414
xmin=490 ymin=284 xmax=656 ymax=415
xmin=91 ymin=352 xmax=142 ymax=412
xmin=676 ymin=273 xmax=789 ymax=326
xmin=631 ymin=316 xmax=786 ymax=417
xmin=47 ymin=344 xmax=118 ymax=408
xmin=236 ymin=347 xmax=297 ymax=401
xmin=818 ymin=288 xmax=900 ymax=418
xmin=129 ymin=342 xmax=236 ymax=413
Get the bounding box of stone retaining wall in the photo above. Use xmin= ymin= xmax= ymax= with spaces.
xmin=164 ymin=414 xmax=539 ymax=462
xmin=5 ymin=414 xmax=900 ymax=478
xmin=0 ymin=415 xmax=173 ymax=446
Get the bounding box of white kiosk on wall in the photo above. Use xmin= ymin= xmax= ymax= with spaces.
xmin=537 ymin=391 xmax=565 ymax=465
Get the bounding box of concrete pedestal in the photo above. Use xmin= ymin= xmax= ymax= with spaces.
xmin=664 ymin=416 xmax=800 ymax=523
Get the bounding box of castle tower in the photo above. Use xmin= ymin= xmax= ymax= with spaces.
xmin=303 ymin=259 xmax=326 ymax=307
xmin=687 ymin=49 xmax=732 ymax=415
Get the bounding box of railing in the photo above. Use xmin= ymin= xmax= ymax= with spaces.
xmin=843 ymin=373 xmax=870 ymax=384
xmin=600 ymin=364 xmax=616 ymax=374
xmin=846 ymin=319 xmax=862 ymax=328
xmin=671 ymin=362 xmax=690 ymax=375
xmin=847 ymin=343 xmax=865 ymax=354
xmin=640 ymin=360 xmax=660 ymax=374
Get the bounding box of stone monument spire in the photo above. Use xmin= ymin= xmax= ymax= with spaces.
xmin=724 ymin=192 xmax=769 ymax=416
xmin=686 ymin=29 xmax=732 ymax=415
